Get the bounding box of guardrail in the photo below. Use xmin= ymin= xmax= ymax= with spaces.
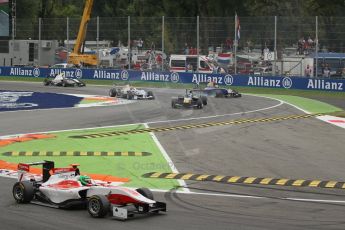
xmin=0 ymin=66 xmax=344 ymax=92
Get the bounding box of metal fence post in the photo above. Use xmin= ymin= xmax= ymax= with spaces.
xmin=197 ymin=15 xmax=199 ymax=73
xmin=274 ymin=16 xmax=277 ymax=75
xmin=38 ymin=17 xmax=41 ymax=66
xmin=128 ymin=16 xmax=131 ymax=70
xmin=234 ymin=14 xmax=237 ymax=74
xmin=12 ymin=16 xmax=15 ymax=40
xmin=315 ymin=16 xmax=318 ymax=78
xmin=11 ymin=16 xmax=15 ymax=66
xmin=97 ymin=16 xmax=99 ymax=68
xmin=162 ymin=16 xmax=164 ymax=71
xmin=66 ymin=17 xmax=69 ymax=64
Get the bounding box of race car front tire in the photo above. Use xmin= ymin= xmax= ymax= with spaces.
xmin=12 ymin=181 xmax=34 ymax=203
xmin=201 ymin=96 xmax=207 ymax=105
xmin=136 ymin=188 xmax=154 ymax=200
xmin=135 ymin=188 xmax=160 ymax=213
xmin=87 ymin=195 xmax=110 ymax=218
xmin=147 ymin=91 xmax=155 ymax=100
xmin=197 ymin=99 xmax=203 ymax=109
xmin=78 ymin=81 xmax=86 ymax=87
xmin=171 ymin=99 xmax=178 ymax=108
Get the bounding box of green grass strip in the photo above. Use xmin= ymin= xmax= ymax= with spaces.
xmin=254 ymin=94 xmax=343 ymax=114
xmin=0 ymin=125 xmax=179 ymax=190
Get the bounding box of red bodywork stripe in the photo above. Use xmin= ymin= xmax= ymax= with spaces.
xmin=18 ymin=163 xmax=30 ymax=172
xmin=52 ymin=168 xmax=75 ymax=173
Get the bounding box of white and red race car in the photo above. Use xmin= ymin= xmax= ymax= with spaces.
xmin=12 ymin=161 xmax=166 ymax=220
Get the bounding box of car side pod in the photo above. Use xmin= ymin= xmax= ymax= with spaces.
xmin=111 ymin=202 xmax=167 ymax=220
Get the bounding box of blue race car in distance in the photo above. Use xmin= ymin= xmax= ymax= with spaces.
xmin=191 ymin=86 xmax=242 ymax=98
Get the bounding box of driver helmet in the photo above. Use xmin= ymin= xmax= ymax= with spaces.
xmin=79 ymin=175 xmax=91 ymax=186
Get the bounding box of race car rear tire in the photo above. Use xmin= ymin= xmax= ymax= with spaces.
xmin=12 ymin=181 xmax=34 ymax=203
xmin=87 ymin=195 xmax=110 ymax=218
xmin=43 ymin=79 xmax=50 ymax=86
xmin=197 ymin=99 xmax=203 ymax=109
xmin=171 ymin=99 xmax=177 ymax=108
xmin=201 ymin=96 xmax=207 ymax=105
xmin=109 ymin=88 xmax=117 ymax=97
xmin=62 ymin=81 xmax=67 ymax=87
xmin=136 ymin=188 xmax=154 ymax=200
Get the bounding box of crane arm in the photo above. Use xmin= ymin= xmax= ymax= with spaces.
xmin=73 ymin=0 xmax=94 ymax=54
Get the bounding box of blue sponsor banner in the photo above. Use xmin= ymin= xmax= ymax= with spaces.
xmin=0 ymin=66 xmax=344 ymax=92
xmin=0 ymin=90 xmax=83 ymax=112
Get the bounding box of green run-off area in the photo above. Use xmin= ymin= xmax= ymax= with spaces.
xmin=0 ymin=124 xmax=179 ymax=190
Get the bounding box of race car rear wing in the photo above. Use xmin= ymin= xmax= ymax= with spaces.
xmin=17 ymin=161 xmax=55 ymax=182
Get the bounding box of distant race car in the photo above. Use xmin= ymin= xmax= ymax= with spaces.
xmin=12 ymin=161 xmax=166 ymax=220
xmin=44 ymin=73 xmax=86 ymax=87
xmin=109 ymin=84 xmax=155 ymax=100
xmin=191 ymin=86 xmax=241 ymax=98
xmin=171 ymin=89 xmax=207 ymax=109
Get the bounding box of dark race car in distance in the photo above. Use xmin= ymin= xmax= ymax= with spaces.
xmin=171 ymin=89 xmax=207 ymax=109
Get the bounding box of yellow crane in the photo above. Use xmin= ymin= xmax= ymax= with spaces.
xmin=68 ymin=0 xmax=97 ymax=66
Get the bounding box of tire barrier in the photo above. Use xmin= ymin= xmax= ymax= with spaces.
xmin=70 ymin=113 xmax=321 ymax=139
xmin=0 ymin=134 xmax=56 ymax=147
xmin=142 ymin=172 xmax=345 ymax=190
xmin=2 ymin=151 xmax=152 ymax=157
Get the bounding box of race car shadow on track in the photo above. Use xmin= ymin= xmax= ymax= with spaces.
xmin=165 ymin=183 xmax=345 ymax=208
xmin=12 ymin=161 xmax=166 ymax=220
xmin=26 ymin=202 xmax=166 ymax=221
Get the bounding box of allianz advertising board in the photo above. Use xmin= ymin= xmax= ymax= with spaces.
xmin=0 ymin=66 xmax=344 ymax=92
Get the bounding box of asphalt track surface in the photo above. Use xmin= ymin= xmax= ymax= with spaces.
xmin=1 ymin=81 xmax=345 ymax=230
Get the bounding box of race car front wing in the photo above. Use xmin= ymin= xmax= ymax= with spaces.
xmin=112 ymin=201 xmax=166 ymax=220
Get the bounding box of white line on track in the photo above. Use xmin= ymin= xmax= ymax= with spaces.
xmin=146 ymin=95 xmax=284 ymax=125
xmin=283 ymin=197 xmax=345 ymax=204
xmin=251 ymin=94 xmax=345 ymax=130
xmin=248 ymin=94 xmax=310 ymax=114
xmin=150 ymin=188 xmax=345 ymax=204
xmin=144 ymin=123 xmax=190 ymax=193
